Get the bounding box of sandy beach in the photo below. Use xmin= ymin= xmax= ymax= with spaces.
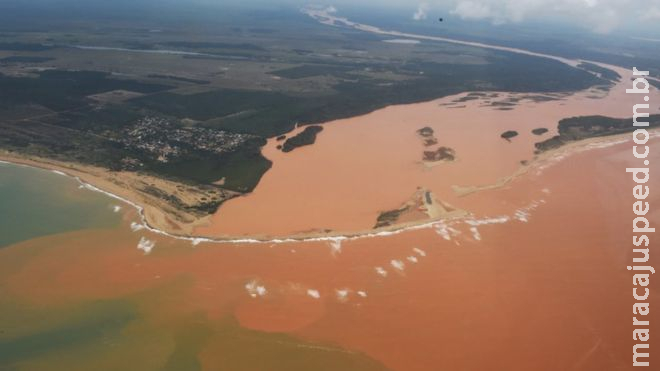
xmin=0 ymin=151 xmax=233 ymax=236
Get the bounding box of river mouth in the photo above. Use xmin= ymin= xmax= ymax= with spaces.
xmin=184 ymin=10 xmax=660 ymax=239
xmin=195 ymin=69 xmax=660 ymax=239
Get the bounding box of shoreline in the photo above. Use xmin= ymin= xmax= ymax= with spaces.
xmin=0 ymin=131 xmax=641 ymax=244
xmin=0 ymin=151 xmax=221 ymax=235
xmin=1 ymin=13 xmax=648 ymax=243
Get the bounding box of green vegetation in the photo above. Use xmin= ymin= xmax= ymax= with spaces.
xmin=649 ymin=79 xmax=660 ymax=90
xmin=164 ymin=41 xmax=264 ymax=51
xmin=270 ymin=64 xmax=354 ymax=79
xmin=146 ymin=74 xmax=210 ymax=85
xmin=417 ymin=127 xmax=434 ymax=137
xmin=0 ymin=42 xmax=54 ymax=51
xmin=375 ymin=205 xmax=410 ymax=228
xmin=147 ymin=137 xmax=271 ymax=192
xmin=417 ymin=126 xmax=438 ymax=146
xmin=423 ymin=147 xmax=456 ymax=162
xmin=577 ymin=62 xmax=621 ymax=81
xmin=132 ymin=89 xmax=298 ymax=135
xmin=0 ymin=70 xmax=169 ymax=111
xmin=0 ymin=56 xmax=55 ymax=63
xmin=281 ymin=125 xmax=324 ymax=152
xmin=535 ymin=115 xmax=660 ymax=152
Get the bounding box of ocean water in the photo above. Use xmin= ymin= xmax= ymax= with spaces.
xmin=0 ymin=162 xmax=387 ymax=371
xmin=0 ymin=163 xmax=121 ymax=248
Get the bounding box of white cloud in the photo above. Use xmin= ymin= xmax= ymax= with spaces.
xmin=450 ymin=1 xmax=493 ymax=21
xmin=413 ymin=2 xmax=430 ymax=20
xmin=641 ymin=7 xmax=660 ymax=21
xmin=447 ymin=0 xmax=660 ymax=33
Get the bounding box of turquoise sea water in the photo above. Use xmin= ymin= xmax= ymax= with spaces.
xmin=0 ymin=162 xmax=121 ymax=248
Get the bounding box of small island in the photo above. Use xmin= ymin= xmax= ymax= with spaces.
xmin=501 ymin=130 xmax=519 ymax=141
xmin=535 ymin=114 xmax=660 ymax=153
xmin=416 ymin=126 xmax=438 ymax=146
xmin=531 ymin=128 xmax=548 ymax=135
xmin=423 ymin=147 xmax=456 ymax=162
xmin=281 ymin=125 xmax=324 ymax=152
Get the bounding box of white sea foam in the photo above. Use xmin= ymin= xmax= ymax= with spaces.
xmin=329 ymin=238 xmax=344 ymax=254
xmin=435 ymin=222 xmax=452 ymax=240
xmin=406 ymin=256 xmax=418 ymax=263
xmin=137 ymin=237 xmax=155 ymax=254
xmin=469 ymin=227 xmax=481 ymax=241
xmin=51 ymin=170 xmax=66 ymax=176
xmin=513 ymin=200 xmax=545 ymax=222
xmin=413 ymin=247 xmax=426 ymax=257
xmin=375 ymin=266 xmax=388 ymax=277
xmin=245 ymin=280 xmax=267 ymax=298
xmin=307 ymin=289 xmax=321 ymax=299
xmin=435 ymin=222 xmax=461 ymax=240
xmin=514 ymin=209 xmax=530 ymax=222
xmin=130 ymin=222 xmax=144 ymax=232
xmin=335 ymin=289 xmax=350 ymax=302
xmin=390 ymin=259 xmax=405 ymax=272
xmin=357 ymin=290 xmax=368 ymax=298
xmin=465 ymin=216 xmax=510 ymax=226
xmin=112 ymin=205 xmax=122 ymax=213
xmin=191 ymin=238 xmax=208 ymax=246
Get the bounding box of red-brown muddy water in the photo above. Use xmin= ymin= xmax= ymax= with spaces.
xmin=1 ymin=136 xmax=658 ymax=370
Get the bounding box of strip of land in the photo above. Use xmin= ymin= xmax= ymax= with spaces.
xmin=0 ymin=150 xmax=238 ymax=235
